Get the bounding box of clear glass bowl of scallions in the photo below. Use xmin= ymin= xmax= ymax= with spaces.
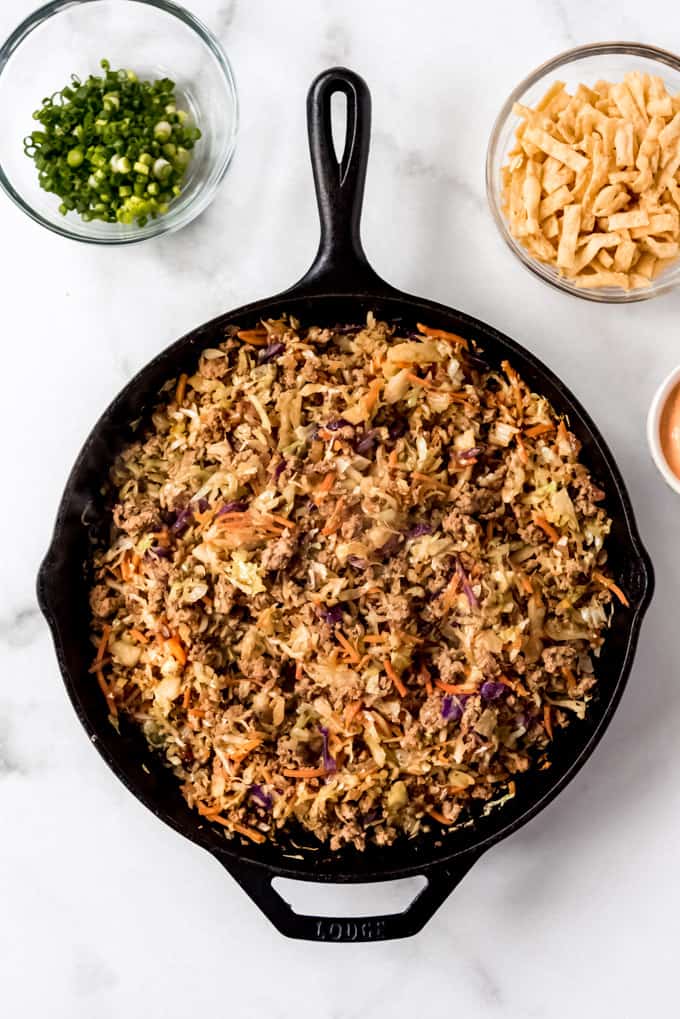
xmin=0 ymin=0 xmax=238 ymax=243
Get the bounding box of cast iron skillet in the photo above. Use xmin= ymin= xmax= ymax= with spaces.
xmin=38 ymin=67 xmax=654 ymax=942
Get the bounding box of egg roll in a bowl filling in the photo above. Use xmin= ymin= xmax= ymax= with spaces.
xmin=89 ymin=315 xmax=625 ymax=850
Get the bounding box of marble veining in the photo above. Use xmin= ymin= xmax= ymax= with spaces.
xmin=0 ymin=0 xmax=677 ymax=1016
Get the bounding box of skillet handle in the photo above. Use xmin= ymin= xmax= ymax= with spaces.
xmin=220 ymin=852 xmax=482 ymax=942
xmin=292 ymin=66 xmax=393 ymax=296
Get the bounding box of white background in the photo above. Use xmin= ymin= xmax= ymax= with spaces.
xmin=1 ymin=1 xmax=678 ymax=1016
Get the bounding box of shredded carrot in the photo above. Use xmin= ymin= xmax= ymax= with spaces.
xmin=188 ymin=708 xmax=205 ymax=719
xmin=344 ymin=700 xmax=363 ymax=726
xmin=436 ymin=680 xmax=478 ymax=695
xmin=363 ymin=634 xmax=387 ymax=644
xmin=441 ymin=573 xmax=461 ymax=611
xmin=166 ymin=636 xmax=187 ymax=666
xmin=525 ymin=422 xmax=553 ymax=438
xmin=282 ymin=766 xmax=328 ymax=779
xmin=485 ymin=519 xmax=494 ymax=542
xmin=592 ymin=570 xmax=630 ymax=607
xmin=203 ymin=812 xmax=266 ymax=843
xmin=197 ymin=802 xmax=223 ymax=817
xmin=335 ymin=631 xmax=361 ymax=665
xmin=426 ymin=806 xmax=456 ymax=825
xmin=363 ymin=379 xmax=382 ymax=412
xmin=544 ymin=705 xmax=553 ymax=740
xmin=508 ymin=780 xmax=516 ymax=797
xmin=316 ymin=472 xmax=336 ymax=497
xmin=129 ymin=627 xmax=148 ymax=644
xmin=562 ymin=666 xmax=577 ymax=695
xmin=236 ymin=328 xmax=269 ymax=346
xmin=448 ymin=785 xmax=471 ymax=796
xmin=517 ymin=571 xmax=534 ymax=595
xmin=267 ymin=512 xmax=295 ymax=529
xmin=321 ymin=496 xmax=346 ymax=536
xmin=88 ymin=657 xmax=112 ymax=673
xmin=295 ymin=662 xmax=303 ymax=682
xmin=406 ymin=371 xmax=436 ymax=389
xmin=222 ymin=675 xmax=264 ymax=687
xmin=532 ymin=513 xmax=560 ymax=544
xmin=416 ymin=323 xmax=468 ymax=348
xmin=95 ymin=669 xmax=118 ymax=718
xmin=418 ymin=663 xmax=433 ymax=696
xmin=95 ymin=624 xmax=111 ymax=667
xmin=182 ymin=686 xmax=191 ymax=710
xmin=509 ymin=634 xmax=523 ymax=653
xmin=388 ymin=448 xmax=399 ymax=469
xmin=556 ymin=419 xmax=569 ymax=446
xmin=395 ymin=630 xmax=422 ymax=645
xmin=515 ymin=433 xmax=528 ymax=464
xmin=120 ymin=557 xmax=132 ymax=581
xmin=193 ymin=509 xmax=213 ymax=527
xmin=497 ymin=675 xmax=529 ymax=697
xmin=384 ymin=658 xmax=407 ymax=697
xmin=412 ymin=470 xmax=448 ymax=488
xmin=226 ymin=738 xmax=263 ymax=762
xmin=175 ymin=372 xmax=188 ymax=405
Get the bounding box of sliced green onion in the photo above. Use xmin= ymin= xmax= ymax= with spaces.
xmin=23 ymin=58 xmax=201 ymax=227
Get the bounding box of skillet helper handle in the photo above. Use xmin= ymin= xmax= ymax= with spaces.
xmin=296 ymin=66 xmax=388 ymax=295
xmin=222 ymin=853 xmax=482 ymax=942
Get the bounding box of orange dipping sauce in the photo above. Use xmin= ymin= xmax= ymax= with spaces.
xmin=660 ymin=381 xmax=680 ymax=480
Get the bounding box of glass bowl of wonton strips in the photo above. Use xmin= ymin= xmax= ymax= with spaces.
xmin=486 ymin=43 xmax=680 ymax=302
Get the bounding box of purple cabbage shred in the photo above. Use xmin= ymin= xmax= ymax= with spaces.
xmin=480 ymin=681 xmax=506 ymax=702
xmin=319 ymin=726 xmax=337 ymax=773
xmin=322 ymin=604 xmax=344 ymax=626
xmin=171 ymin=506 xmax=193 ymax=535
xmin=257 ymin=341 xmax=286 ymax=364
xmin=150 ymin=545 xmax=172 ymax=559
xmin=273 ymin=458 xmax=287 ymax=480
xmin=388 ymin=419 xmax=408 ymax=440
xmin=457 ymin=447 xmax=482 ymax=462
xmin=356 ymin=430 xmax=378 ymax=455
xmin=456 ymin=558 xmax=479 ymax=609
xmin=250 ymin=784 xmax=273 ymax=810
xmin=378 ymin=533 xmax=403 ymax=558
xmin=326 ymin=418 xmax=351 ymax=431
xmin=216 ymin=500 xmax=249 ymax=516
xmin=441 ymin=694 xmax=467 ymax=721
xmin=407 ymin=523 xmax=432 ymax=538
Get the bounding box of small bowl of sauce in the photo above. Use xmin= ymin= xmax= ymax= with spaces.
xmin=648 ymin=366 xmax=680 ymax=494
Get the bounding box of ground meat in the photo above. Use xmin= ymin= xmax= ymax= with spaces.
xmin=541 ymin=645 xmax=577 ymax=673
xmin=442 ymin=508 xmax=481 ymax=544
xmin=260 ymin=529 xmax=298 ymax=572
xmin=572 ymin=474 xmax=606 ymax=516
xmin=90 ymin=584 xmax=118 ymax=618
xmin=213 ymin=575 xmax=236 ymax=615
xmin=434 ymin=649 xmax=466 ymax=684
xmin=199 ymin=351 xmax=229 ymax=379
xmin=419 ymin=693 xmax=445 ymax=732
xmin=113 ymin=497 xmax=158 ymax=535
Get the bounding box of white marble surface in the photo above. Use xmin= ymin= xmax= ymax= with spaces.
xmin=1 ymin=0 xmax=678 ymax=1015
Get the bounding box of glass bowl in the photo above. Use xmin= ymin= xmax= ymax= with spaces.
xmin=0 ymin=0 xmax=238 ymax=243
xmin=486 ymin=42 xmax=680 ymax=302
